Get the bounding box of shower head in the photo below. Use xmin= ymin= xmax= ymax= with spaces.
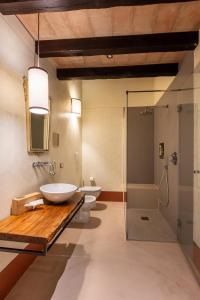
xmin=139 ymin=105 xmax=168 ymax=115
xmin=139 ymin=107 xmax=153 ymax=115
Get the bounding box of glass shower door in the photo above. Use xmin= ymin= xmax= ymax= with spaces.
xmin=178 ymin=103 xmax=194 ymax=258
xmin=126 ymin=102 xmax=177 ymax=242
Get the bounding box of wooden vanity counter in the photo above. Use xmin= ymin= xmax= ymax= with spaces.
xmin=0 ymin=192 xmax=84 ymax=255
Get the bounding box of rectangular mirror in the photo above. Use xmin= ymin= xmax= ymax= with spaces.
xmin=23 ymin=76 xmax=50 ymax=153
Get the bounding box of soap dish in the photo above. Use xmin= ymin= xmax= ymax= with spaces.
xmin=24 ymin=199 xmax=44 ymax=210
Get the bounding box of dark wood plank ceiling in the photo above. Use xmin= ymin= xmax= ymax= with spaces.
xmin=0 ymin=0 xmax=197 ymax=15
xmin=51 ymin=52 xmax=187 ymax=69
xmin=18 ymin=2 xmax=200 ymax=40
xmin=8 ymin=1 xmax=200 ymax=78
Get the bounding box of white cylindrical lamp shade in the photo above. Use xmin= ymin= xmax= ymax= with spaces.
xmin=28 ymin=67 xmax=49 ymax=115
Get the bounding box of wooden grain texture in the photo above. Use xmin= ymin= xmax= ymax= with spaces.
xmin=11 ymin=192 xmax=43 ymax=216
xmin=16 ymin=2 xmax=200 ymax=69
xmin=17 ymin=2 xmax=200 ymax=40
xmin=0 ymin=192 xmax=84 ymax=245
xmin=0 ymin=0 xmax=196 ymax=15
xmin=51 ymin=51 xmax=186 ymax=68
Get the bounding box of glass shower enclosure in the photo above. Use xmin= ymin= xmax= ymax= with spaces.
xmin=125 ymin=91 xmax=177 ymax=242
xmin=124 ymin=60 xmax=200 ymax=281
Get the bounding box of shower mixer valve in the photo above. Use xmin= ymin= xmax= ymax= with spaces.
xmin=169 ymin=152 xmax=178 ymax=165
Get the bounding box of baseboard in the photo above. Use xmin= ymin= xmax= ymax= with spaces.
xmin=0 ymin=244 xmax=42 ymax=300
xmin=98 ymin=191 xmax=124 ymax=202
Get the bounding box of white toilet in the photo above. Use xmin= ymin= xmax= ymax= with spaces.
xmin=72 ymin=186 xmax=101 ymax=223
xmin=72 ymin=195 xmax=96 ymax=223
xmin=79 ymin=186 xmax=102 ymax=210
xmin=83 ymin=195 xmax=97 ymax=210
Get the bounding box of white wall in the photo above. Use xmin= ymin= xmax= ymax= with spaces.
xmin=0 ymin=15 xmax=82 ymax=271
xmin=82 ymin=77 xmax=173 ymax=191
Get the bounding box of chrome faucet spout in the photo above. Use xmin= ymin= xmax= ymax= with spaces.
xmin=32 ymin=161 xmax=56 ymax=176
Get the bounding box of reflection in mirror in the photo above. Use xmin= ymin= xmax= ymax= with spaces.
xmin=23 ymin=76 xmax=50 ymax=153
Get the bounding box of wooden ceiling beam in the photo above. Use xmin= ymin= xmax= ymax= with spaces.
xmin=0 ymin=0 xmax=197 ymax=15
xmin=37 ymin=31 xmax=198 ymax=58
xmin=57 ymin=63 xmax=179 ymax=80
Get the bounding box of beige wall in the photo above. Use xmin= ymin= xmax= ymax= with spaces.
xmin=0 ymin=15 xmax=50 ymax=221
xmin=82 ymin=77 xmax=172 ymax=191
xmin=0 ymin=15 xmax=82 ymax=270
xmin=49 ymin=80 xmax=82 ymax=186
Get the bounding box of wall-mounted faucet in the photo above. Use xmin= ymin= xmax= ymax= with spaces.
xmin=32 ymin=161 xmax=56 ymax=176
xmin=32 ymin=161 xmax=50 ymax=168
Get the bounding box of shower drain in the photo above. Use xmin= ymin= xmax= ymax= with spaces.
xmin=141 ymin=216 xmax=150 ymax=221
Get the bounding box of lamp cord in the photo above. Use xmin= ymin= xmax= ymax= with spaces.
xmin=37 ymin=13 xmax=40 ymax=67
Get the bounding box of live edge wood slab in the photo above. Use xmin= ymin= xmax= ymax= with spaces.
xmin=0 ymin=192 xmax=84 ymax=253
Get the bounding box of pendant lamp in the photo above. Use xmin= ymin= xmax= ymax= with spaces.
xmin=28 ymin=14 xmax=49 ymax=115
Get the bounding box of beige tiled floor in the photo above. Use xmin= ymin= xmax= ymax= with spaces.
xmin=6 ymin=202 xmax=200 ymax=300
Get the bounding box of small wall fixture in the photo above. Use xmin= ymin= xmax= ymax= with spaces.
xmin=71 ymin=98 xmax=81 ymax=116
xmin=28 ymin=14 xmax=49 ymax=115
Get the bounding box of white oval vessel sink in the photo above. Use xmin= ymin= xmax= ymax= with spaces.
xmin=40 ymin=183 xmax=77 ymax=203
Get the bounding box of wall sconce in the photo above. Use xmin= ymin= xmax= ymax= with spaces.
xmin=71 ymin=98 xmax=81 ymax=117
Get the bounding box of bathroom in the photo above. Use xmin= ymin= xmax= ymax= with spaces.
xmin=1 ymin=2 xmax=200 ymax=300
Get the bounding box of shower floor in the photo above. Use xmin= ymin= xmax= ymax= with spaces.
xmin=127 ymin=208 xmax=177 ymax=242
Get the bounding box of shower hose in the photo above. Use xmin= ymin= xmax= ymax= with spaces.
xmin=159 ymin=164 xmax=169 ymax=207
